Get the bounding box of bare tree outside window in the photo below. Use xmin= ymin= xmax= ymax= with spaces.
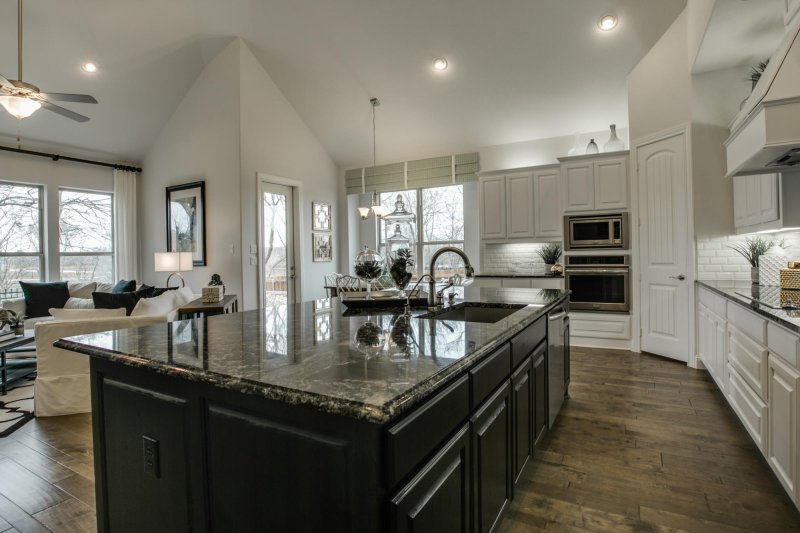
xmin=0 ymin=183 xmax=43 ymax=299
xmin=263 ymin=192 xmax=288 ymax=307
xmin=59 ymin=190 xmax=114 ymax=282
xmin=379 ymin=185 xmax=465 ymax=282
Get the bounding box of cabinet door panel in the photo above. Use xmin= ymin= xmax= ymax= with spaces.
xmin=506 ymin=173 xmax=535 ymax=238
xmin=533 ymin=168 xmax=561 ymax=237
xmin=728 ymin=324 xmax=769 ymax=401
xmin=768 ymin=355 xmax=799 ymax=501
xmin=480 ymin=177 xmax=506 ymax=239
xmin=753 ymin=173 xmax=779 ymax=225
xmin=512 ymin=359 xmax=533 ymax=484
xmin=391 ymin=424 xmax=471 ymax=533
xmin=733 ymin=176 xmax=748 ymax=227
xmin=532 ymin=344 xmax=548 ymax=446
xmin=562 ymin=163 xmax=594 ymax=212
xmin=471 ymin=382 xmax=512 ymax=533
xmin=727 ymin=364 xmax=768 ymax=453
xmin=594 ymin=157 xmax=628 ymax=210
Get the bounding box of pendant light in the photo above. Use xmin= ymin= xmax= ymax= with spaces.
xmin=357 ymin=97 xmax=389 ymax=220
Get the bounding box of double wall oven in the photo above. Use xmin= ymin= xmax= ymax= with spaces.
xmin=564 ymin=255 xmax=630 ymax=313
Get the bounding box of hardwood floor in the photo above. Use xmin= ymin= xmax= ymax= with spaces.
xmin=0 ymin=348 xmax=798 ymax=532
xmin=498 ymin=347 xmax=800 ymax=533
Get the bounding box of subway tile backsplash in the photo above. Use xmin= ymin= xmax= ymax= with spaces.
xmin=481 ymin=242 xmax=554 ymax=275
xmin=696 ymin=232 xmax=800 ymax=287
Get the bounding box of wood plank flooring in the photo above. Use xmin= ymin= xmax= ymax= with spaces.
xmin=0 ymin=348 xmax=798 ymax=532
xmin=498 ymin=347 xmax=800 ymax=532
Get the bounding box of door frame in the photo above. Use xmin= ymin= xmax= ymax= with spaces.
xmin=631 ymin=123 xmax=696 ymax=367
xmin=257 ymin=173 xmax=303 ymax=306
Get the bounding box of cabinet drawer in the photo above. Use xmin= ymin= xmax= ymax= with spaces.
xmin=728 ymin=324 xmax=769 ymax=401
xmin=698 ymin=286 xmax=726 ymax=318
xmin=768 ymin=323 xmax=800 ymax=368
xmin=727 ymin=363 xmax=769 ymax=453
xmin=728 ymin=303 xmax=767 ymax=344
xmin=386 ymin=375 xmax=470 ymax=487
xmin=510 ymin=317 xmax=546 ymax=369
xmin=470 ymin=344 xmax=511 ymax=409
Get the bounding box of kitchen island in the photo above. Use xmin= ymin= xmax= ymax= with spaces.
xmin=57 ymin=287 xmax=569 ymax=533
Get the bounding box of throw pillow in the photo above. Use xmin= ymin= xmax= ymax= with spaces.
xmin=112 ymin=279 xmax=137 ymax=293
xmin=49 ymin=308 xmax=126 ymax=321
xmin=92 ymin=288 xmax=149 ymax=316
xmin=67 ymin=281 xmax=97 ymax=299
xmin=174 ymin=287 xmax=196 ymax=307
xmin=95 ymin=282 xmax=114 ymax=293
xmin=139 ymin=284 xmax=178 ymax=298
xmin=64 ymin=297 xmax=95 ymax=309
xmin=19 ymin=281 xmax=71 ymax=318
xmin=131 ymin=291 xmax=180 ymax=317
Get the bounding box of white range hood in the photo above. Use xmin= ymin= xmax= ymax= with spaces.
xmin=725 ymin=21 xmax=800 ymax=177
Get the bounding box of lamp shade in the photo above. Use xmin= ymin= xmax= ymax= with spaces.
xmin=0 ymin=95 xmax=41 ymax=119
xmin=154 ymin=252 xmax=194 ymax=272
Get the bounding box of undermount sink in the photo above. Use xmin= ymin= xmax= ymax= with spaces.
xmin=419 ymin=303 xmax=526 ymax=324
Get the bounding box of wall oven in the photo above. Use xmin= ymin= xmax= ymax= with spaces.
xmin=564 ymin=255 xmax=630 ymax=313
xmin=564 ymin=213 xmax=629 ymax=250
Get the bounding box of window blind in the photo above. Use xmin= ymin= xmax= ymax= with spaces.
xmin=345 ymin=152 xmax=478 ymax=195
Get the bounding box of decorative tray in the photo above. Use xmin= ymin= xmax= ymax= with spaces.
xmin=340 ymin=290 xmax=428 ymax=309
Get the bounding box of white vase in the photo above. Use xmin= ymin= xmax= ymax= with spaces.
xmin=585 ymin=139 xmax=599 ymax=154
xmin=603 ymin=124 xmax=625 ymax=152
xmin=751 ymin=267 xmax=760 ymax=285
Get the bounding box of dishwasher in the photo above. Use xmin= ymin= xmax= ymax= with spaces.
xmin=548 ymin=303 xmax=570 ymax=428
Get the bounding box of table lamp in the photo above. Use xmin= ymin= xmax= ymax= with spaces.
xmin=154 ymin=252 xmax=193 ymax=287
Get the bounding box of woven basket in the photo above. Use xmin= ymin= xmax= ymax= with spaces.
xmin=780 ymin=268 xmax=800 ymax=290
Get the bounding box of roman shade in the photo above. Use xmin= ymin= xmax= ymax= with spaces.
xmin=345 ymin=152 xmax=479 ymax=195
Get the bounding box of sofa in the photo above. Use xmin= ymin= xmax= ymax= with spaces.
xmin=1 ymin=283 xmax=196 ymax=417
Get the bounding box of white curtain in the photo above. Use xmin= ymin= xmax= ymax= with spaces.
xmin=114 ymin=169 xmax=139 ymax=281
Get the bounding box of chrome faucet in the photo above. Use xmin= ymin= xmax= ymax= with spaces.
xmin=428 ymin=247 xmax=475 ymax=308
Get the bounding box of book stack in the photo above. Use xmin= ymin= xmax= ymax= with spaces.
xmin=0 ymin=327 xmax=15 ymax=342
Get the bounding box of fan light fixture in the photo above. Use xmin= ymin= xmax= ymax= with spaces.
xmin=432 ymin=57 xmax=448 ymax=71
xmin=598 ymin=14 xmax=618 ymax=31
xmin=357 ymin=98 xmax=389 ymax=220
xmin=0 ymin=94 xmax=40 ymax=119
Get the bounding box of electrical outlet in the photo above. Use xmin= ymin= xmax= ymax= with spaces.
xmin=250 ymin=244 xmax=258 ymax=254
xmin=250 ymin=255 xmax=257 ymax=266
xmin=142 ymin=436 xmax=160 ymax=478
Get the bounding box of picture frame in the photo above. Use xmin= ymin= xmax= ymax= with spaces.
xmin=166 ymin=181 xmax=206 ymax=266
xmin=312 ymin=201 xmax=331 ymax=231
xmin=312 ymin=232 xmax=333 ymax=262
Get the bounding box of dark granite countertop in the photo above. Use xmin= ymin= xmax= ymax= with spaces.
xmin=696 ymin=280 xmax=800 ymax=333
xmin=475 ymin=273 xmax=563 ymax=279
xmin=56 ymin=287 xmax=568 ymax=424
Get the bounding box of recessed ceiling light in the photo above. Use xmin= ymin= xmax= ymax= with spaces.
xmin=598 ymin=14 xmax=618 ymax=31
xmin=81 ymin=62 xmax=98 ymax=73
xmin=432 ymin=58 xmax=448 ymax=71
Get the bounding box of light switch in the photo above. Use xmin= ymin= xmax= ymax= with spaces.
xmin=250 ymin=244 xmax=258 ymax=254
xmin=250 ymin=256 xmax=257 ymax=266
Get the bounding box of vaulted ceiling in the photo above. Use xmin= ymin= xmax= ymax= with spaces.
xmin=0 ymin=0 xmax=687 ymax=166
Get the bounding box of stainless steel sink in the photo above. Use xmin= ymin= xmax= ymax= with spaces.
xmin=419 ymin=303 xmax=526 ymax=324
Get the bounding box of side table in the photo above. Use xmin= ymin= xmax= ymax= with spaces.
xmin=177 ymin=294 xmax=239 ymax=320
xmin=1 ymin=331 xmax=35 ymax=395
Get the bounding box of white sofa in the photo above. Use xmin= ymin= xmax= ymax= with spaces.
xmin=31 ymin=286 xmax=196 ymax=417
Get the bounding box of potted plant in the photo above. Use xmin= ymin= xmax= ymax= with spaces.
xmin=729 ymin=236 xmax=782 ymax=284
xmin=388 ymin=248 xmax=414 ymax=297
xmin=5 ymin=310 xmax=26 ymax=335
xmin=537 ymin=243 xmax=563 ymax=274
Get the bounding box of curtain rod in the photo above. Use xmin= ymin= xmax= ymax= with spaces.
xmin=0 ymin=144 xmax=142 ymax=173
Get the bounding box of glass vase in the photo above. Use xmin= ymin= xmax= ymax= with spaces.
xmin=603 ymin=124 xmax=625 ymax=152
xmin=585 ymin=139 xmax=599 ymax=154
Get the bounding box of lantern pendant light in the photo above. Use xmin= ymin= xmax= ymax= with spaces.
xmin=357 ymin=98 xmax=389 ymax=220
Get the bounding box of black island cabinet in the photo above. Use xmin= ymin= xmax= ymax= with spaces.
xmin=64 ymin=294 xmax=570 ymax=533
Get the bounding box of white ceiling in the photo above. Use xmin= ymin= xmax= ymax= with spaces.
xmin=693 ymin=0 xmax=785 ymax=74
xmin=0 ymin=0 xmax=686 ymax=166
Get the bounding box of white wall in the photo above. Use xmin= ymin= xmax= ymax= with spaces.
xmin=140 ymin=39 xmax=243 ymax=294
xmin=0 ymin=148 xmax=113 ymax=282
xmin=238 ymin=41 xmax=339 ymax=307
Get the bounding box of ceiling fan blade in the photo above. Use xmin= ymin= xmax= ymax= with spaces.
xmin=39 ymin=101 xmax=90 ymax=122
xmin=40 ymin=92 xmax=98 ymax=104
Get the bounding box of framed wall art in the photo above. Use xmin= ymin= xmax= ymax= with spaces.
xmin=166 ymin=181 xmax=206 ymax=266
xmin=312 ymin=232 xmax=333 ymax=262
xmin=312 ymin=201 xmax=331 ymax=231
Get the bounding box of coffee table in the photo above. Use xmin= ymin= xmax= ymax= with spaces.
xmin=0 ymin=331 xmax=35 ymax=395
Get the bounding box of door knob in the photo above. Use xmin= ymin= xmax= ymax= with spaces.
xmin=669 ymin=275 xmax=686 ymax=281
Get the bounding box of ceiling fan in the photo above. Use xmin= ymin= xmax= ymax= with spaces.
xmin=0 ymin=0 xmax=97 ymax=122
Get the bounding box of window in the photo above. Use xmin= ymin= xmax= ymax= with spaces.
xmin=59 ymin=189 xmax=114 ymax=282
xmin=0 ymin=183 xmax=44 ymax=299
xmin=379 ymin=184 xmax=466 ymax=279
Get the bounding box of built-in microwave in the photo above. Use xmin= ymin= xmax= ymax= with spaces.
xmin=564 ymin=213 xmax=629 ymax=250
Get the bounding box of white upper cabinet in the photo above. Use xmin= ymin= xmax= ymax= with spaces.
xmin=533 ymin=167 xmax=561 ymax=238
xmin=478 ymin=165 xmax=561 ymax=241
xmin=733 ymin=172 xmax=800 ymax=234
xmin=559 ymin=152 xmax=629 ymax=212
xmin=506 ymin=172 xmax=535 ymax=239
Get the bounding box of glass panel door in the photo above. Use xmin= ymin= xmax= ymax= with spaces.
xmin=260 ymin=182 xmax=294 ymax=307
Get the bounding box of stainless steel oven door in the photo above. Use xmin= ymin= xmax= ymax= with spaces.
xmin=564 ymin=267 xmax=630 ymax=312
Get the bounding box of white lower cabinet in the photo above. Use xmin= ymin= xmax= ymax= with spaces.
xmin=768 ymin=354 xmax=799 ymax=504
xmin=697 ymin=303 xmax=726 ymax=393
xmin=727 ymin=324 xmax=769 ymax=401
xmin=727 ymin=362 xmax=769 ymax=453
